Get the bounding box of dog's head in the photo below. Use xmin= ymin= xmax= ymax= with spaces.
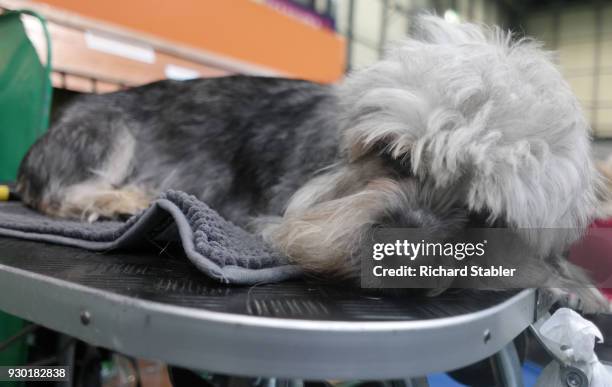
xmin=266 ymin=15 xmax=600 ymax=278
xmin=338 ymin=16 xmax=600 ymax=253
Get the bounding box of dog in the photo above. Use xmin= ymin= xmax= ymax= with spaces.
xmin=16 ymin=16 xmax=606 ymax=309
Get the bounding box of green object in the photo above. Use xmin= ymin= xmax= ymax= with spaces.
xmin=0 ymin=317 xmax=26 ymax=367
xmin=0 ymin=10 xmax=52 ymax=380
xmin=0 ymin=10 xmax=52 ymax=181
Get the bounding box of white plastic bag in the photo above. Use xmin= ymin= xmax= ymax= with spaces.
xmin=535 ymin=308 xmax=612 ymax=387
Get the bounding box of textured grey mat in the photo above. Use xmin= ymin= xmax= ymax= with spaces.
xmin=0 ymin=190 xmax=301 ymax=284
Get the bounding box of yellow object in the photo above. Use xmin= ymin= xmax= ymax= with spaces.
xmin=0 ymin=185 xmax=9 ymax=201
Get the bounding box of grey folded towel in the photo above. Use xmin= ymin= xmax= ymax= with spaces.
xmin=0 ymin=190 xmax=301 ymax=284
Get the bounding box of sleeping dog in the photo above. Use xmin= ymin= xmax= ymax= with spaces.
xmin=16 ymin=16 xmax=605 ymax=308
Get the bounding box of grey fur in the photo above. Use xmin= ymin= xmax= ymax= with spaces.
xmin=19 ymin=76 xmax=340 ymax=223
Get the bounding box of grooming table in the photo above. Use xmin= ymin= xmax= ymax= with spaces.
xmin=0 ymin=236 xmax=540 ymax=384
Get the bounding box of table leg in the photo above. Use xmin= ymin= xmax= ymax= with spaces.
xmin=492 ymin=342 xmax=524 ymax=387
xmin=261 ymin=378 xmax=304 ymax=387
xmin=401 ymin=377 xmax=429 ymax=387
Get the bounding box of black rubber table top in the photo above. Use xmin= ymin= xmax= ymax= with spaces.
xmin=0 ymin=237 xmax=519 ymax=322
xmin=0 ymin=237 xmax=539 ymax=378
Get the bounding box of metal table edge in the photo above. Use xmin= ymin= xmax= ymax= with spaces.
xmin=0 ymin=262 xmax=537 ymax=379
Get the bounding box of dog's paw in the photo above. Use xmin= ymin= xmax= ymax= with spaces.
xmin=53 ymin=184 xmax=152 ymax=222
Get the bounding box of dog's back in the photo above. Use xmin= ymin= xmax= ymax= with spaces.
xmin=17 ymin=75 xmax=340 ymax=224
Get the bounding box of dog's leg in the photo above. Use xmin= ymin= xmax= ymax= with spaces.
xmin=18 ymin=118 xmax=154 ymax=221
xmin=547 ymin=259 xmax=611 ymax=314
xmin=263 ymin=177 xmax=439 ymax=278
xmin=49 ymin=182 xmax=151 ymax=222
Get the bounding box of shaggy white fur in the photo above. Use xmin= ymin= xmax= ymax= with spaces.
xmin=337 ymin=15 xmax=601 ymax=257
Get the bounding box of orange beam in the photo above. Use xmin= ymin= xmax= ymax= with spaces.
xmin=36 ymin=0 xmax=346 ymax=83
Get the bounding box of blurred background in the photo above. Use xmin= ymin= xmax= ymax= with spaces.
xmin=1 ymin=0 xmax=611 ymax=140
